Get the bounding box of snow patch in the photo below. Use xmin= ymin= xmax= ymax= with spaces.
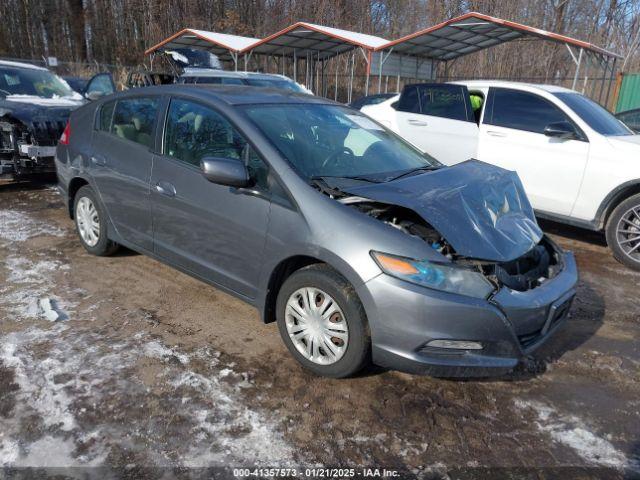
xmin=1 ymin=326 xmax=77 ymax=432
xmin=0 ymin=210 xmax=64 ymax=242
xmin=143 ymin=340 xmax=190 ymax=365
xmin=516 ymin=399 xmax=637 ymax=470
xmin=171 ymin=368 xmax=295 ymax=467
xmin=1 ymin=255 xmax=73 ymax=321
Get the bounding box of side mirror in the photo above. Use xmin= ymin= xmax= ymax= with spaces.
xmin=200 ymin=157 xmax=250 ymax=188
xmin=543 ymin=121 xmax=578 ymax=140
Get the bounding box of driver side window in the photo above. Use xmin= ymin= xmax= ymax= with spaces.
xmin=164 ymin=98 xmax=269 ymax=189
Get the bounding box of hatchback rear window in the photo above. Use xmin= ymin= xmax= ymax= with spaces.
xmin=111 ymin=97 xmax=158 ymax=148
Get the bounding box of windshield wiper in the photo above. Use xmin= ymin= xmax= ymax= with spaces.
xmin=388 ymin=165 xmax=439 ymax=182
xmin=310 ymin=174 xmax=379 ymax=183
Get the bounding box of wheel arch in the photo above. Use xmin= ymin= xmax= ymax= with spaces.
xmin=260 ymin=250 xmax=371 ymax=325
xmin=597 ymin=180 xmax=640 ymax=230
xmin=67 ymin=176 xmax=91 ymax=218
xmin=261 ymin=255 xmax=325 ymax=324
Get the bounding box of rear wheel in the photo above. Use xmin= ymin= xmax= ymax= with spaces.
xmin=73 ymin=185 xmax=119 ymax=256
xmin=606 ymin=193 xmax=640 ymax=271
xmin=276 ymin=264 xmax=370 ymax=378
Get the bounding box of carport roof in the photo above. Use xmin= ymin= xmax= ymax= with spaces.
xmin=242 ymin=22 xmax=389 ymax=59
xmin=145 ymin=28 xmax=260 ymax=59
xmin=378 ymin=12 xmax=621 ymax=60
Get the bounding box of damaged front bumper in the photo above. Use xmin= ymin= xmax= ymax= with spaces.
xmin=358 ymin=251 xmax=578 ymax=377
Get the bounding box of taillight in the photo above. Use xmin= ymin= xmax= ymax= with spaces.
xmin=59 ymin=121 xmax=71 ymax=145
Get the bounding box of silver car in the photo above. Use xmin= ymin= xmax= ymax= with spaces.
xmin=55 ymin=85 xmax=578 ymax=378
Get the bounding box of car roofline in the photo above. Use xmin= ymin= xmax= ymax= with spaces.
xmin=107 ymin=84 xmax=337 ymax=106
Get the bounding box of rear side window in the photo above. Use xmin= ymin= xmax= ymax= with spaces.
xmin=97 ymin=100 xmax=115 ymax=131
xmin=417 ymin=85 xmax=469 ymax=121
xmin=487 ymin=89 xmax=570 ymax=134
xmin=111 ymin=97 xmax=158 ymax=147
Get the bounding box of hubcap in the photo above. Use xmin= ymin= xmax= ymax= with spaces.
xmin=76 ymin=197 xmax=100 ymax=247
xmin=285 ymin=287 xmax=349 ymax=365
xmin=616 ymin=205 xmax=640 ymax=263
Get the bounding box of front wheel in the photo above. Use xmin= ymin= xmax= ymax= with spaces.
xmin=276 ymin=264 xmax=370 ymax=378
xmin=73 ymin=185 xmax=119 ymax=256
xmin=606 ymin=193 xmax=640 ymax=271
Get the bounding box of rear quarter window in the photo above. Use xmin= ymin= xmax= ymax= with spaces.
xmin=96 ymin=100 xmax=116 ymax=132
xmin=110 ymin=97 xmax=159 ymax=148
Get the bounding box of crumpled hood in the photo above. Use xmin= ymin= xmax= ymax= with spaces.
xmin=0 ymin=97 xmax=82 ymax=125
xmin=341 ymin=160 xmax=543 ymax=262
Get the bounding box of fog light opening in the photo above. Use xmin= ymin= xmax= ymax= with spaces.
xmin=426 ymin=339 xmax=483 ymax=350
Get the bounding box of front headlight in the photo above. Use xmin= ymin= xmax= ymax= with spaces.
xmin=371 ymin=251 xmax=495 ymax=299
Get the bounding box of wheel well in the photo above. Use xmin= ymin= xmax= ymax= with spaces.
xmin=67 ymin=177 xmax=89 ymax=218
xmin=601 ymin=183 xmax=640 ymax=229
xmin=263 ymin=256 xmax=324 ymax=324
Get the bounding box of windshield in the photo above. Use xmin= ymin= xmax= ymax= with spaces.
xmin=244 ymin=78 xmax=307 ymax=94
xmin=0 ymin=66 xmax=76 ymax=98
xmin=555 ymin=92 xmax=632 ymax=136
xmin=244 ymin=104 xmax=438 ymax=182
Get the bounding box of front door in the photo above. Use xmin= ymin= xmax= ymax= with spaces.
xmin=90 ymin=96 xmax=160 ymax=250
xmin=150 ymin=97 xmax=272 ymax=299
xmin=394 ymin=84 xmax=479 ymax=165
xmin=477 ymin=88 xmax=589 ymax=215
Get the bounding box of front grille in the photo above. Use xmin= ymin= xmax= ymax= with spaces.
xmin=29 ymin=120 xmax=67 ymax=146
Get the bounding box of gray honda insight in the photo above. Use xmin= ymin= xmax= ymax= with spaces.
xmin=55 ymin=85 xmax=578 ymax=378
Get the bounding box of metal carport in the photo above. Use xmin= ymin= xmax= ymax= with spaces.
xmin=240 ymin=22 xmax=388 ymax=101
xmin=374 ymin=12 xmax=622 ymax=105
xmin=144 ymin=29 xmax=260 ymax=71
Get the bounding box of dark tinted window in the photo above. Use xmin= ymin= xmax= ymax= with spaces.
xmin=489 ymin=89 xmax=569 ymax=134
xmin=617 ymin=110 xmax=640 ymax=129
xmin=111 ymin=97 xmax=158 ymax=147
xmin=397 ymin=86 xmax=421 ymax=113
xmin=97 ymin=100 xmax=115 ymax=131
xmin=555 ymin=92 xmax=632 ymax=136
xmin=195 ymin=77 xmax=222 ymax=84
xmin=418 ymin=85 xmax=469 ymax=121
xmin=164 ymin=98 xmax=268 ymax=188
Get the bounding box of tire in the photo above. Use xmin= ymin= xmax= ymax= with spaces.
xmin=276 ymin=264 xmax=370 ymax=378
xmin=73 ymin=185 xmax=119 ymax=256
xmin=605 ymin=193 xmax=640 ymax=271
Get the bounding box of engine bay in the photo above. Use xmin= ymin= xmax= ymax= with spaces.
xmin=339 ymin=196 xmax=561 ymax=292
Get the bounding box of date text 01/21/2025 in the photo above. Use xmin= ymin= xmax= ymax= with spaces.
xmin=232 ymin=468 xmax=400 ymax=478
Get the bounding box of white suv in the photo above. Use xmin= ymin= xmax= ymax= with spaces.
xmin=362 ymin=80 xmax=640 ymax=270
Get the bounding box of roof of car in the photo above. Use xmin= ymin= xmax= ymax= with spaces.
xmin=452 ymin=79 xmax=576 ymax=94
xmin=180 ymin=69 xmax=291 ymax=81
xmin=0 ymin=59 xmax=49 ymax=71
xmin=115 ymin=84 xmax=331 ymax=106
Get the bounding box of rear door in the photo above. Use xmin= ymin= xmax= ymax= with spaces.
xmin=150 ymin=96 xmax=272 ymax=299
xmin=90 ymin=96 xmax=160 ymax=250
xmin=477 ymin=88 xmax=589 ymax=215
xmin=394 ymin=84 xmax=479 ymax=165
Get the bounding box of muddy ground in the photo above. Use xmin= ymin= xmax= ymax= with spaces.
xmin=0 ymin=181 xmax=638 ymax=479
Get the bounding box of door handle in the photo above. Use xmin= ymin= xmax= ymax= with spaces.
xmin=486 ymin=130 xmax=507 ymax=137
xmin=408 ymin=119 xmax=428 ymax=126
xmin=155 ymin=181 xmax=176 ymax=197
xmin=91 ymin=155 xmax=106 ymax=166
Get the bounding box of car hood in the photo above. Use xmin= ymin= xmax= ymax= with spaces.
xmin=608 ymin=134 xmax=640 ymax=149
xmin=340 ymin=160 xmax=543 ymax=262
xmin=0 ymin=96 xmax=84 ymax=124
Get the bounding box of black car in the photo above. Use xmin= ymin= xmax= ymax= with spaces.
xmin=0 ymin=60 xmax=114 ymax=178
xmin=349 ymin=93 xmax=398 ymax=110
xmin=615 ymin=108 xmax=640 ymax=133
